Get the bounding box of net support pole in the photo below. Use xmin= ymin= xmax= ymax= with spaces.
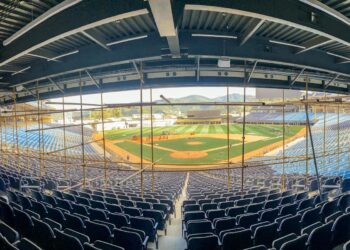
xmin=36 ymin=81 xmax=43 ymax=177
xmin=305 ymin=79 xmax=309 ymax=188
xmin=62 ymin=96 xmax=67 ymax=178
xmin=79 ymin=72 xmax=86 ymax=188
xmin=150 ymin=88 xmax=155 ymax=193
xmin=337 ymin=103 xmax=340 ymax=170
xmin=323 ymin=91 xmax=326 ymax=168
xmin=25 ymin=108 xmax=29 ymax=170
xmin=100 ymin=85 xmax=108 ymax=186
xmin=13 ymin=90 xmax=19 ymax=172
xmin=139 ymin=62 xmax=144 ymax=197
xmin=282 ymin=89 xmax=286 ymax=190
xmin=226 ymin=86 xmax=230 ymax=192
xmin=305 ymin=102 xmax=322 ymax=199
xmin=40 ymin=101 xmax=45 ymax=175
xmin=0 ymin=112 xmax=3 ymax=165
xmin=241 ymin=61 xmax=247 ymax=192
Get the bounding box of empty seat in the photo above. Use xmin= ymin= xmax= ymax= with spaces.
xmin=0 ymin=221 xmax=19 ymax=243
xmin=64 ymin=212 xmax=85 ymax=232
xmin=331 ymin=213 xmax=350 ymax=247
xmin=306 ymin=221 xmax=333 ymax=250
xmin=278 ymin=214 xmax=301 ymax=236
xmin=85 ymin=220 xmax=112 ymax=243
xmin=237 ymin=213 xmax=259 ymax=228
xmin=186 ymin=219 xmax=213 ymax=237
xmin=88 ymin=208 xmax=108 ymax=221
xmin=259 ymin=208 xmax=279 ymax=222
xmin=123 ymin=207 xmax=142 ymax=217
xmin=222 ymin=228 xmax=253 ymax=250
xmin=130 ymin=216 xmax=158 ymax=246
xmin=279 ymin=203 xmax=297 ymax=216
xmin=187 ymin=234 xmax=220 ymax=250
xmin=184 ymin=204 xmax=200 ymax=212
xmin=113 ymin=227 xmax=147 ymax=250
xmin=320 ymin=200 xmax=338 ymax=221
xmin=207 ymin=209 xmax=225 ymax=222
xmin=272 ymin=233 xmax=298 ymax=250
xmin=280 ymin=234 xmax=307 ymax=250
xmin=13 ymin=208 xmax=34 ymax=238
xmin=53 ymin=228 xmax=84 ymax=250
xmin=31 ymin=217 xmax=55 ymax=249
xmin=226 ymin=206 xmax=245 ymax=217
xmin=337 ymin=194 xmax=350 ymax=212
xmin=254 ymin=222 xmax=278 ymax=247
xmin=94 ymin=240 xmax=125 ymax=250
xmin=300 ymin=207 xmax=320 ymax=227
xmin=109 ymin=213 xmax=129 ymax=228
xmin=63 ymin=228 xmax=90 ymax=245
xmin=214 ymin=217 xmax=236 ymax=235
xmin=13 ymin=238 xmax=42 ymax=250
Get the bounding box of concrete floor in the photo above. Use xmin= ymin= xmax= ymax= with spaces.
xmin=154 ymin=173 xmax=189 ymax=250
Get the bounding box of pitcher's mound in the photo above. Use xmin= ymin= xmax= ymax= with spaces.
xmin=170 ymin=151 xmax=207 ymax=159
xmin=187 ymin=141 xmax=204 ymax=145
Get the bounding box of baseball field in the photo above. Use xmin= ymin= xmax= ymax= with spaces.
xmin=98 ymin=124 xmax=305 ymax=166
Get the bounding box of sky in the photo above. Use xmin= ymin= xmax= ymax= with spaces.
xmin=47 ymin=87 xmax=256 ymax=108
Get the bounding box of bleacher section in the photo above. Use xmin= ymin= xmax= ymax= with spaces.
xmin=237 ymin=112 xmax=317 ymax=125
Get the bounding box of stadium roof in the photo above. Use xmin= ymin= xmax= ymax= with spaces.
xmin=1 ymin=0 xmax=350 ymax=103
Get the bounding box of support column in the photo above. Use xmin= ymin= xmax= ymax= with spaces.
xmin=100 ymin=87 xmax=108 ymax=186
xmin=323 ymin=91 xmax=326 ymax=169
xmin=282 ymin=89 xmax=286 ymax=190
xmin=139 ymin=62 xmax=144 ymax=197
xmin=36 ymin=81 xmax=43 ymax=177
xmin=62 ymin=96 xmax=67 ymax=178
xmin=337 ymin=103 xmax=340 ymax=170
xmin=305 ymin=99 xmax=322 ymax=198
xmin=40 ymin=101 xmax=45 ymax=175
xmin=79 ymin=72 xmax=86 ymax=187
xmin=24 ymin=107 xmax=29 ymax=170
xmin=305 ymin=80 xmax=309 ymax=188
xmin=241 ymin=61 xmax=247 ymax=191
xmin=150 ymin=88 xmax=155 ymax=192
xmin=226 ymin=86 xmax=230 ymax=192
xmin=13 ymin=90 xmax=19 ymax=172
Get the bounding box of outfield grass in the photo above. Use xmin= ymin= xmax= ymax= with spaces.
xmin=110 ymin=124 xmax=303 ymax=165
xmin=104 ymin=124 xmax=302 ymax=140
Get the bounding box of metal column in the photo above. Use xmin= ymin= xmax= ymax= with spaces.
xmin=282 ymin=89 xmax=286 ymax=190
xmin=62 ymin=96 xmax=67 ymax=178
xmin=79 ymin=73 xmax=86 ymax=187
xmin=150 ymin=88 xmax=155 ymax=192
xmin=100 ymin=86 xmax=108 ymax=186
xmin=305 ymin=80 xmax=309 ymax=187
xmin=36 ymin=81 xmax=43 ymax=177
xmin=241 ymin=62 xmax=247 ymax=191
xmin=139 ymin=62 xmax=144 ymax=197
xmin=226 ymin=86 xmax=230 ymax=192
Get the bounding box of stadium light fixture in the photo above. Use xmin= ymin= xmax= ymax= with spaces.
xmin=106 ymin=35 xmax=148 ymax=47
xmin=192 ymin=34 xmax=237 ymax=39
xmin=11 ymin=66 xmax=31 ymax=76
xmin=160 ymin=94 xmax=171 ymax=104
xmin=269 ymin=39 xmax=306 ymax=49
xmin=47 ymin=50 xmax=79 ymax=61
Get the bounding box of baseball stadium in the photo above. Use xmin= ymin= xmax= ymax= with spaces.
xmin=0 ymin=1 xmax=350 ymax=250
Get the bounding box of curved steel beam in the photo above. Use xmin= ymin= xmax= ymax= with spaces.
xmin=181 ymin=0 xmax=350 ymax=47
xmin=0 ymin=0 xmax=148 ymax=67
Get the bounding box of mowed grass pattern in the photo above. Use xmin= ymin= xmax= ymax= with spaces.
xmin=105 ymin=124 xmax=300 ymax=140
xmin=110 ymin=124 xmax=303 ymax=165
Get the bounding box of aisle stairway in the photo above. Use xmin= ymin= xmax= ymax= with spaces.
xmin=158 ymin=172 xmax=189 ymax=250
